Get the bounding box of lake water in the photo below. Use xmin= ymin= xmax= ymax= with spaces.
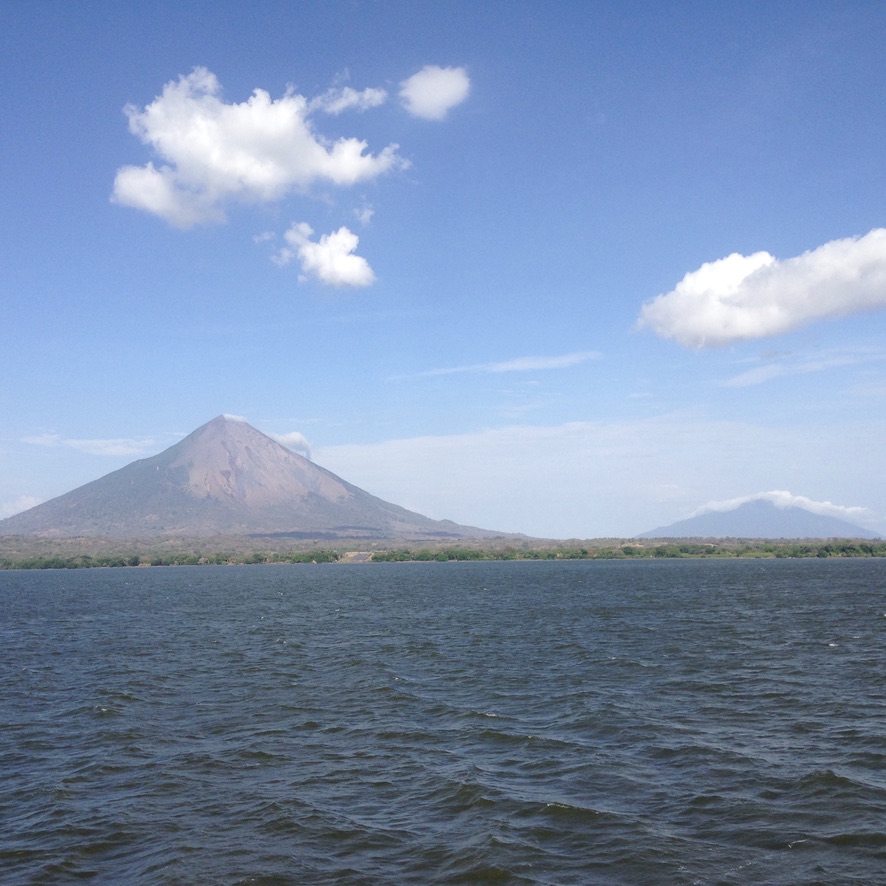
xmin=1 ymin=559 xmax=884 ymax=884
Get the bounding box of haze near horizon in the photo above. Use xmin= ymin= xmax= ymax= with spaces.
xmin=2 ymin=1 xmax=885 ymax=538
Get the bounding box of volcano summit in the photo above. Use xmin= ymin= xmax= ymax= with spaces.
xmin=0 ymin=416 xmax=497 ymax=541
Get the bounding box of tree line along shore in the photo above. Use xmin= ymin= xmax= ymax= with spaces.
xmin=1 ymin=538 xmax=885 ymax=570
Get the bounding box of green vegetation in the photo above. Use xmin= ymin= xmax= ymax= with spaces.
xmin=370 ymin=540 xmax=886 ymax=562
xmin=0 ymin=549 xmax=341 ymax=570
xmin=1 ymin=538 xmax=884 ymax=570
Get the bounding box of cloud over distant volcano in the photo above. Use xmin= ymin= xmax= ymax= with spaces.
xmin=690 ymin=490 xmax=874 ymax=524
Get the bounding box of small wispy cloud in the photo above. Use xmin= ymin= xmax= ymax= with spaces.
xmin=22 ymin=432 xmax=161 ymax=457
xmin=309 ymin=85 xmax=388 ymax=115
xmin=420 ymin=350 xmax=600 ymax=377
xmin=354 ymin=204 xmax=374 ymax=227
xmin=270 ymin=430 xmax=312 ymax=459
xmin=0 ymin=495 xmax=43 ymax=519
xmin=721 ymin=349 xmax=883 ymax=388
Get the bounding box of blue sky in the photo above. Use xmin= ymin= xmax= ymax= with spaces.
xmin=3 ymin=0 xmax=886 ymax=538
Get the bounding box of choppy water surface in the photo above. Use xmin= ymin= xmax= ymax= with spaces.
xmin=1 ymin=559 xmax=885 ymax=884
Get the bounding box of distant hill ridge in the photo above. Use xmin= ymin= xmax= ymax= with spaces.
xmin=0 ymin=416 xmax=500 ymax=540
xmin=641 ymin=498 xmax=880 ymax=539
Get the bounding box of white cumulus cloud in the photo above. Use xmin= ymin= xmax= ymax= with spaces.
xmin=637 ymin=228 xmax=886 ymax=348
xmin=275 ymin=222 xmax=375 ymax=287
xmin=112 ymin=67 xmax=402 ymax=227
xmin=690 ymin=490 xmax=874 ymax=524
xmin=399 ymin=65 xmax=470 ymax=120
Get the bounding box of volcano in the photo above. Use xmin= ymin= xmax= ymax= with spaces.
xmin=640 ymin=498 xmax=880 ymax=539
xmin=0 ymin=416 xmax=498 ymax=540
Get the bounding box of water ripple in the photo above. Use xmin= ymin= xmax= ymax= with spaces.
xmin=1 ymin=559 xmax=884 ymax=884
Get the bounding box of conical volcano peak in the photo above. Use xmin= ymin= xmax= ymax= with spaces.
xmin=0 ymin=416 xmax=498 ymax=540
xmin=188 ymin=413 xmax=268 ymax=442
xmin=208 ymin=414 xmax=256 ymax=432
xmin=158 ymin=415 xmax=343 ymax=510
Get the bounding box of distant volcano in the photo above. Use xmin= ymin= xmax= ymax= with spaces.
xmin=0 ymin=416 xmax=500 ymax=540
xmin=640 ymin=498 xmax=880 ymax=539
